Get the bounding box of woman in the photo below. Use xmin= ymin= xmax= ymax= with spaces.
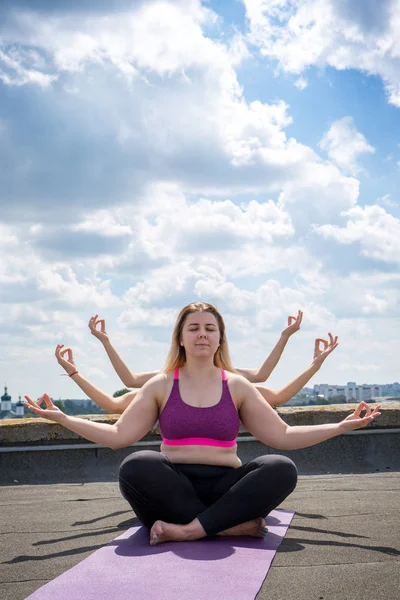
xmin=24 ymin=302 xmax=380 ymax=547
xmin=55 ymin=309 xmax=338 ymax=414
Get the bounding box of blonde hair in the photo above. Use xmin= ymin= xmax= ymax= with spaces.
xmin=163 ymin=302 xmax=235 ymax=373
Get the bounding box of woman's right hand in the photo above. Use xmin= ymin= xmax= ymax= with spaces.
xmin=55 ymin=344 xmax=77 ymax=375
xmin=89 ymin=314 xmax=109 ymax=344
xmin=23 ymin=393 xmax=66 ymax=423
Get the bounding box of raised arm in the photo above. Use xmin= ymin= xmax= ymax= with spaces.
xmin=234 ymin=376 xmax=380 ymax=450
xmin=235 ymin=311 xmax=303 ymax=383
xmin=23 ymin=376 xmax=163 ymax=449
xmin=89 ymin=315 xmax=159 ymax=388
xmin=55 ymin=344 xmax=139 ymax=413
xmin=255 ymin=333 xmax=338 ymax=407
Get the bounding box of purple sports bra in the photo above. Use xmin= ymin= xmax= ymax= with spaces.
xmin=159 ymin=368 xmax=240 ymax=448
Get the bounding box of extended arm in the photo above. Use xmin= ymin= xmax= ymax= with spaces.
xmin=255 ymin=333 xmax=338 ymax=406
xmin=235 ymin=311 xmax=303 ymax=383
xmin=255 ymin=363 xmax=319 ymax=407
xmin=55 ymin=344 xmax=139 ymax=413
xmin=23 ymin=377 xmax=162 ymax=449
xmin=89 ymin=315 xmax=159 ymax=388
xmin=236 ymin=377 xmax=380 ymax=450
xmin=102 ymin=339 xmax=159 ymax=388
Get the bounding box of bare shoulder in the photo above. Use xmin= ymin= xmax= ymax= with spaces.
xmin=226 ymin=371 xmax=255 ymax=406
xmin=141 ymin=371 xmax=174 ymax=407
xmin=120 ymin=373 xmax=170 ymax=417
xmin=142 ymin=372 xmax=170 ymax=393
xmin=226 ymin=371 xmax=248 ymax=384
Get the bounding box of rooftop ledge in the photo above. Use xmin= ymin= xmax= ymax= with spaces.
xmin=1 ymin=403 xmax=400 ymax=446
xmin=1 ymin=404 xmax=399 ymax=484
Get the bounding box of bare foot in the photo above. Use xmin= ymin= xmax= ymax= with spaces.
xmin=149 ymin=517 xmax=268 ymax=546
xmin=149 ymin=520 xmax=190 ymax=545
xmin=218 ymin=517 xmax=268 ymax=538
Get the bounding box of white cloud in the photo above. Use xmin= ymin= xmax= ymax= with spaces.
xmin=74 ymin=211 xmax=133 ymax=237
xmin=361 ymin=293 xmax=390 ymax=315
xmin=244 ymin=0 xmax=400 ymax=107
xmin=0 ymin=223 xmax=18 ymax=247
xmin=0 ymin=48 xmax=58 ymax=87
xmin=277 ymin=162 xmax=360 ymax=233
xmin=0 ymin=0 xmax=398 ymax=399
xmin=314 ymin=204 xmax=400 ymax=264
xmin=137 ymin=190 xmax=295 ymax=257
xmin=319 ymin=117 xmax=375 ymax=175
xmin=377 ymin=194 xmax=398 ymax=208
xmin=0 ymin=0 xmax=363 ymax=226
xmin=226 ymin=31 xmax=251 ymax=66
xmin=294 ymin=76 xmax=308 ymax=90
xmin=37 ymin=267 xmax=121 ymax=308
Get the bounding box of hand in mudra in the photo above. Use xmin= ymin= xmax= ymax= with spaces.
xmin=282 ymin=310 xmax=303 ymax=338
xmin=339 ymin=401 xmax=381 ymax=433
xmin=89 ymin=314 xmax=109 ymax=344
xmin=55 ymin=344 xmax=77 ymax=375
xmin=313 ymin=333 xmax=338 ymax=365
xmin=23 ymin=393 xmax=65 ymax=423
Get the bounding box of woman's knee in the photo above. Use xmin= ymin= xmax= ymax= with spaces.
xmin=256 ymin=454 xmax=298 ymax=490
xmin=119 ymin=450 xmax=165 ymax=483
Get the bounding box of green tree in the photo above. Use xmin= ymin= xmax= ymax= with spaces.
xmin=113 ymin=388 xmax=130 ymax=398
xmin=329 ymin=395 xmax=347 ymax=404
xmin=64 ymin=400 xmax=82 ymax=415
xmin=309 ymin=397 xmax=330 ymax=406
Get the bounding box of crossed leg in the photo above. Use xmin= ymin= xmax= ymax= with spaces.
xmin=119 ymin=450 xmax=297 ymax=545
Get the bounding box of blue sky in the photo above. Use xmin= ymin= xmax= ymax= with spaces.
xmin=0 ymin=0 xmax=399 ymax=401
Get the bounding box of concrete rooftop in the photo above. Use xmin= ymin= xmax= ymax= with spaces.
xmin=1 ymin=472 xmax=399 ymax=600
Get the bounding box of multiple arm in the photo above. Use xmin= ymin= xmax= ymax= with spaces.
xmin=24 ymin=376 xmax=380 ymax=452
xmin=89 ymin=312 xmax=303 ymax=390
xmin=24 ymin=311 xmax=380 ymax=454
xmin=236 ymin=377 xmax=380 ymax=450
xmin=102 ymin=340 xmax=158 ymax=388
xmin=255 ymin=363 xmax=319 ymax=407
xmin=55 ymin=345 xmax=137 ymax=413
xmin=255 ymin=334 xmax=338 ymax=406
xmin=236 ymin=311 xmax=303 ymax=383
xmin=88 ymin=316 xmax=159 ymax=388
xmin=24 ymin=377 xmax=161 ymax=450
xmin=59 ymin=314 xmax=337 ymax=413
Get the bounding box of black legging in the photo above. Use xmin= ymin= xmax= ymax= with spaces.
xmin=119 ymin=450 xmax=297 ymax=537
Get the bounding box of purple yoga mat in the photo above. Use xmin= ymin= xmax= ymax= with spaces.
xmin=26 ymin=509 xmax=294 ymax=600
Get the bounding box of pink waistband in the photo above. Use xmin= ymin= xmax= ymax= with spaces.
xmin=162 ymin=437 xmax=237 ymax=448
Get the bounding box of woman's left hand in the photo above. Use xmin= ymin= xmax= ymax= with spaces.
xmin=23 ymin=393 xmax=66 ymax=423
xmin=339 ymin=401 xmax=381 ymax=433
xmin=313 ymin=333 xmax=338 ymax=366
xmin=282 ymin=310 xmax=303 ymax=339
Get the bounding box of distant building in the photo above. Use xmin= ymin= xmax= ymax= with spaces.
xmin=380 ymin=382 xmax=400 ymax=396
xmin=15 ymin=396 xmax=25 ymax=417
xmin=0 ymin=386 xmax=25 ymax=419
xmin=1 ymin=386 xmax=12 ymax=412
xmin=345 ymin=382 xmax=357 ymax=401
xmin=313 ymin=381 xmax=398 ymax=403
